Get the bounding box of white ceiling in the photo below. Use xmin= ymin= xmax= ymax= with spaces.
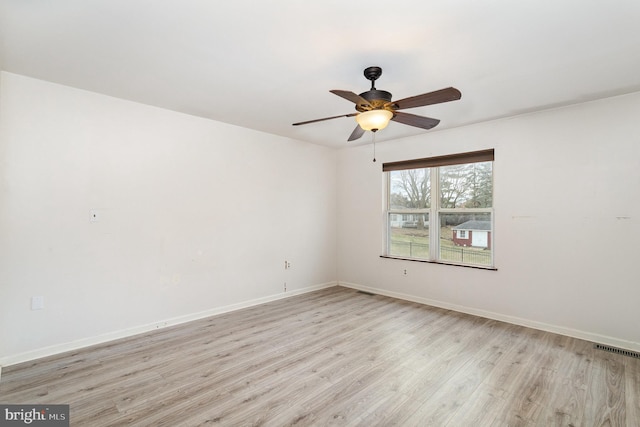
xmin=1 ymin=1 xmax=640 ymax=148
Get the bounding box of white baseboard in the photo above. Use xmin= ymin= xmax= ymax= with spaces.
xmin=5 ymin=280 xmax=637 ymax=368
xmin=338 ymin=281 xmax=640 ymax=353
xmin=0 ymin=282 xmax=337 ymax=367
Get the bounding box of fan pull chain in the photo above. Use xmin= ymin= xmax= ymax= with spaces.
xmin=372 ymin=131 xmax=377 ymax=162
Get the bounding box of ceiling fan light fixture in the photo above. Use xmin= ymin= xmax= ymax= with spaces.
xmin=356 ymin=109 xmax=393 ymax=131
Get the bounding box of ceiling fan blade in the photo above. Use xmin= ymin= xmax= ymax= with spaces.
xmin=392 ymin=111 xmax=441 ymax=130
xmin=330 ymin=90 xmax=372 ymax=109
xmin=347 ymin=125 xmax=365 ymax=141
xmin=389 ymin=87 xmax=461 ymax=110
xmin=292 ymin=112 xmax=357 ymax=126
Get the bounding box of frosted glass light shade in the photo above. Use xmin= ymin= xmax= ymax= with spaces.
xmin=356 ymin=109 xmax=393 ymax=131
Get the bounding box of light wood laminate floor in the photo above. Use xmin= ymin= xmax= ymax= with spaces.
xmin=1 ymin=287 xmax=639 ymax=426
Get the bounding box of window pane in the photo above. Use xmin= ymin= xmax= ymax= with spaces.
xmin=440 ymin=162 xmax=492 ymax=208
xmin=389 ymin=213 xmax=429 ymax=259
xmin=389 ymin=168 xmax=430 ymax=209
xmin=439 ymin=212 xmax=492 ymax=266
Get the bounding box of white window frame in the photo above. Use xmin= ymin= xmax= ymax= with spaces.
xmin=383 ymin=149 xmax=495 ymax=269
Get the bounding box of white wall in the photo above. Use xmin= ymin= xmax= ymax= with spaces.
xmin=2 ymin=70 xmax=638 ymax=367
xmin=0 ymin=72 xmax=337 ymax=365
xmin=337 ymin=92 xmax=640 ymax=351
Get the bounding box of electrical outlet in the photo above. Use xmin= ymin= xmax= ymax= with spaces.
xmin=284 ymin=260 xmax=291 ymax=270
xmin=403 ymin=269 xmax=408 ymax=276
xmin=284 ymin=282 xmax=287 ymax=292
xmin=31 ymin=296 xmax=44 ymax=310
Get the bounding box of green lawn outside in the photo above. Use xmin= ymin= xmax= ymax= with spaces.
xmin=390 ymin=226 xmax=491 ymax=266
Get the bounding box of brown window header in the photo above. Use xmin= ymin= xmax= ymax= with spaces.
xmin=382 ymin=148 xmax=494 ymax=172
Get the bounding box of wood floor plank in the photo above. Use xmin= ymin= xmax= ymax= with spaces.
xmin=583 ymin=352 xmax=627 ymax=427
xmin=1 ymin=286 xmax=639 ymax=426
xmin=535 ymin=336 xmax=594 ymax=426
xmin=625 ymin=355 xmax=640 ymax=427
xmin=495 ymin=331 xmax=563 ymax=425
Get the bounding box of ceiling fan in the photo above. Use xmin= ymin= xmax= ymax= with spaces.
xmin=292 ymin=66 xmax=462 ymax=141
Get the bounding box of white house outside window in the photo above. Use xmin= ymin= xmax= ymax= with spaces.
xmin=383 ymin=149 xmax=494 ymax=268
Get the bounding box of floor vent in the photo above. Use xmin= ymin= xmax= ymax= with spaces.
xmin=356 ymin=290 xmax=376 ymax=296
xmin=594 ymin=344 xmax=640 ymax=359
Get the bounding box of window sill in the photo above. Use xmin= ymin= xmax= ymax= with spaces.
xmin=380 ymin=255 xmax=498 ymax=271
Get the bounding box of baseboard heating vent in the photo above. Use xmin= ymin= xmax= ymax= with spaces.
xmin=594 ymin=344 xmax=640 ymax=359
xmin=356 ymin=290 xmax=376 ymax=296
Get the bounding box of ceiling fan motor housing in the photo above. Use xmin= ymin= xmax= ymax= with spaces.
xmin=357 ymin=90 xmax=393 ymax=111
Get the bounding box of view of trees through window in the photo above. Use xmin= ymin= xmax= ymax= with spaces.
xmin=387 ymin=159 xmax=493 ymax=267
xmin=440 ymin=162 xmax=492 ymax=208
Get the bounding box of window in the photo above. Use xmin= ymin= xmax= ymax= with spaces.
xmin=384 ymin=149 xmax=494 ymax=268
